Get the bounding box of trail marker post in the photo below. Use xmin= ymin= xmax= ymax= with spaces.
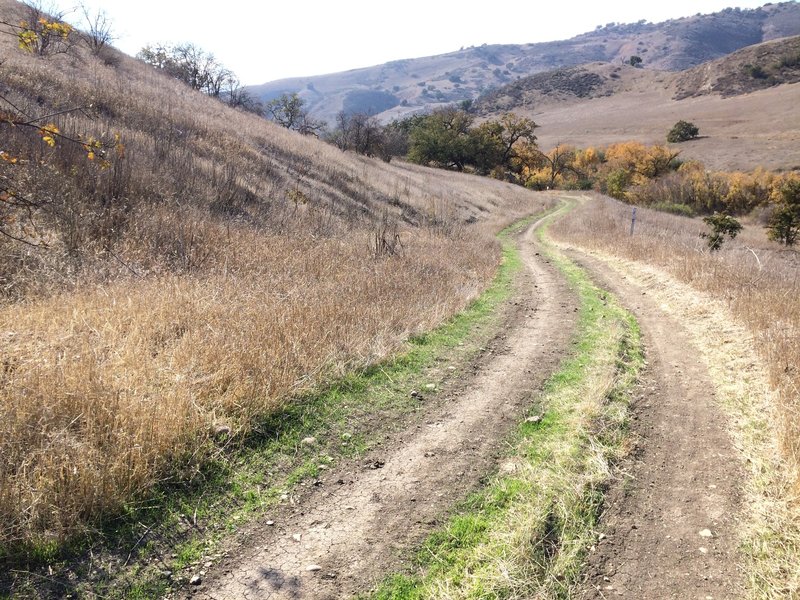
xmin=630 ymin=207 xmax=637 ymax=236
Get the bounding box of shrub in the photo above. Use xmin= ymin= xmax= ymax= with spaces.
xmin=747 ymin=64 xmax=769 ymax=79
xmin=667 ymin=120 xmax=699 ymax=143
xmin=701 ymin=212 xmax=742 ymax=251
xmin=768 ymin=179 xmax=800 ymax=246
xmin=778 ymin=52 xmax=800 ymax=69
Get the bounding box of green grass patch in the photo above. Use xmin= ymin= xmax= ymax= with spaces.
xmin=1 ymin=210 xmax=552 ymax=599
xmin=366 ymin=200 xmax=644 ymax=599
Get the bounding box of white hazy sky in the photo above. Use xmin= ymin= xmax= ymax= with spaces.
xmin=52 ymin=0 xmax=774 ymax=84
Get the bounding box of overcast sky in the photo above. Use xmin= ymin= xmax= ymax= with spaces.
xmin=52 ymin=0 xmax=774 ymax=84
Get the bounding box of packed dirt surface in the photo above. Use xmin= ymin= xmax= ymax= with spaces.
xmin=567 ymin=250 xmax=744 ymax=599
xmin=187 ymin=217 xmax=579 ymax=599
xmin=186 ymin=208 xmax=747 ymax=600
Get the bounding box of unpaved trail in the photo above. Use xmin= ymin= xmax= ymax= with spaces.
xmin=189 ymin=217 xmax=578 ymax=600
xmin=566 ymin=249 xmax=744 ymax=599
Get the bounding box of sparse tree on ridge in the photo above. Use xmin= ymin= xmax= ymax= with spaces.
xmin=79 ymin=3 xmax=114 ymax=55
xmin=265 ymin=93 xmax=305 ymax=129
xmin=223 ymin=75 xmax=262 ymax=113
xmin=137 ymin=43 xmax=229 ymax=96
xmin=265 ymin=93 xmax=324 ymax=136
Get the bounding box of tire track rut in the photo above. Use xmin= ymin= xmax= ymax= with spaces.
xmin=568 ymin=249 xmax=744 ymax=600
xmin=189 ymin=218 xmax=578 ymax=599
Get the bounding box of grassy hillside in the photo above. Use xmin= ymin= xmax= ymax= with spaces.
xmin=476 ymin=36 xmax=800 ymax=110
xmin=674 ymin=34 xmax=800 ymax=98
xmin=474 ymin=36 xmax=800 ymax=172
xmin=0 ymin=0 xmax=552 ymax=554
xmin=246 ymin=2 xmax=800 ymax=124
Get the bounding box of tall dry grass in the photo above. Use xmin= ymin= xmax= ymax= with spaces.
xmin=0 ymin=223 xmax=505 ymax=547
xmin=0 ymin=0 xmax=554 ymax=550
xmin=550 ymin=194 xmax=800 ymax=477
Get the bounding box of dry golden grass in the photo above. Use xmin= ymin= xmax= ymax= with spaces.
xmin=0 ymin=225 xmax=502 ymax=546
xmin=550 ymin=193 xmax=800 ymax=479
xmin=506 ymin=66 xmax=800 ymax=173
xmin=0 ymin=1 xmax=554 ymax=549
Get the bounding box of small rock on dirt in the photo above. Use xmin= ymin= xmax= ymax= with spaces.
xmin=301 ymin=436 xmax=317 ymax=446
xmin=699 ymin=529 xmax=713 ymax=538
xmin=292 ymin=533 xmax=302 ymax=542
xmin=213 ymin=424 xmax=231 ymax=437
xmin=306 ymin=564 xmax=322 ymax=572
xmin=190 ymin=575 xmax=202 ymax=586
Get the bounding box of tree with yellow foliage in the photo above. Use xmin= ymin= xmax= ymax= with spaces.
xmin=0 ymin=2 xmax=74 ymax=57
xmin=1 ymin=93 xmax=120 ymax=246
xmin=604 ymin=141 xmax=678 ymax=184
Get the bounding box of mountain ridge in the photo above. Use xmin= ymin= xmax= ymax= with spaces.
xmin=247 ymin=1 xmax=800 ymax=124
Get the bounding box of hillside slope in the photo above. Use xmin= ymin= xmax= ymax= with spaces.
xmin=0 ymin=0 xmax=547 ymax=558
xmin=475 ymin=35 xmax=800 ymax=109
xmin=247 ymin=2 xmax=800 ymax=124
xmin=476 ymin=36 xmax=800 ymax=171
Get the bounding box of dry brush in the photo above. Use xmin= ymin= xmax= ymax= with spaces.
xmin=0 ymin=0 xmax=553 ymax=551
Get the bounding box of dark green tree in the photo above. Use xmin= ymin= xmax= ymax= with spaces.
xmin=667 ymin=120 xmax=700 ymax=143
xmin=701 ymin=212 xmax=742 ymax=251
xmin=629 ymin=55 xmax=643 ymax=67
xmin=468 ymin=121 xmax=505 ymax=174
xmin=767 ymin=179 xmax=800 ymax=246
xmin=407 ymin=108 xmax=474 ymax=171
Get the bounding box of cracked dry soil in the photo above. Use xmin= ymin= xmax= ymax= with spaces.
xmin=187 ymin=218 xmax=578 ymax=600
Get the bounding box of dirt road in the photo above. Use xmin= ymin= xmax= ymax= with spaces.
xmin=188 ymin=209 xmax=745 ymax=600
xmin=190 ymin=217 xmax=579 ymax=599
xmin=568 ymin=251 xmax=743 ymax=599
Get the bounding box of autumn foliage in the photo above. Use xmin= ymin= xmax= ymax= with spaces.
xmin=512 ymin=139 xmax=800 ymax=241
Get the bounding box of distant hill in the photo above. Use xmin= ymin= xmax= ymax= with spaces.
xmin=474 ymin=35 xmax=800 ymax=112
xmin=673 ymin=34 xmax=800 ymax=98
xmin=472 ymin=36 xmax=800 ymax=172
xmin=247 ymin=2 xmax=800 ymax=124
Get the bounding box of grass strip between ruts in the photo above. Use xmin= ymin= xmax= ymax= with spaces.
xmin=366 ymin=200 xmax=645 ymax=599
